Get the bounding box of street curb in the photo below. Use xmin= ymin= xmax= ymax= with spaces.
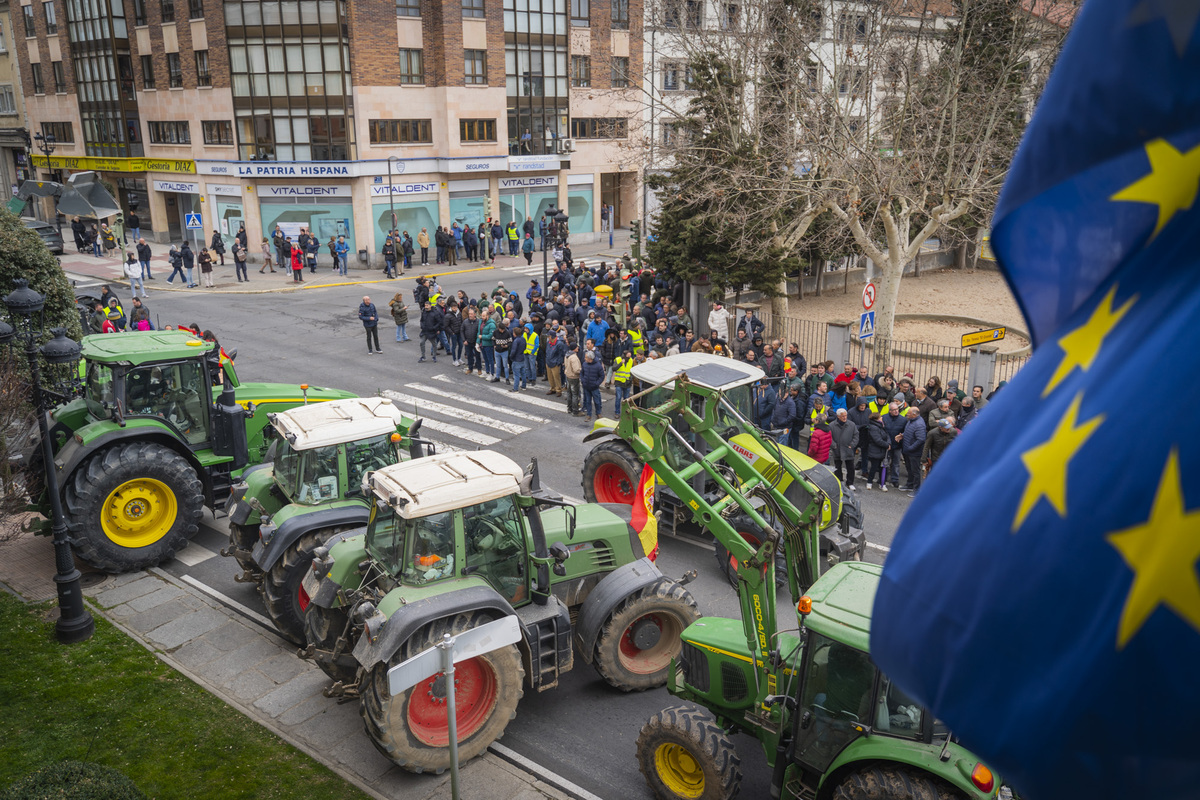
xmin=109 ymin=264 xmax=499 ymax=296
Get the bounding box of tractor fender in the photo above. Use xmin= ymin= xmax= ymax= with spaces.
xmin=52 ymin=426 xmax=217 ymax=506
xmin=226 ymin=463 xmax=271 ymax=524
xmin=352 ymin=585 xmax=517 ymax=670
xmin=583 ymin=426 xmax=617 ymax=444
xmin=574 ymin=557 xmax=663 ymax=664
xmin=252 ymin=504 xmax=370 ymax=573
xmin=308 ymin=529 xmax=367 ymax=608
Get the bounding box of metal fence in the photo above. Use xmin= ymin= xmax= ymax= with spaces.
xmin=994 ymin=352 xmax=1032 ymax=386
xmin=766 ymin=316 xmax=828 ymax=368
xmin=851 ymin=335 xmax=973 ymax=389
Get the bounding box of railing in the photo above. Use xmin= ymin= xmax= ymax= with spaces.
xmin=768 ymin=316 xmax=827 ymax=369
xmin=994 ymin=352 xmax=1031 ymax=386
xmin=851 ymin=335 xmax=973 ymax=389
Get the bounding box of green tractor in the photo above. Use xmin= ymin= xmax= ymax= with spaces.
xmin=223 ymin=396 xmax=432 ymax=645
xmin=301 ymin=449 xmax=700 ymax=773
xmin=606 ymin=374 xmax=1012 ymax=800
xmin=30 ymin=330 xmax=354 ymax=573
xmin=581 ymin=352 xmax=865 ymax=583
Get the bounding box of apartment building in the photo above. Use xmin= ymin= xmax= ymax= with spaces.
xmin=17 ymin=0 xmax=643 ymax=257
xmin=0 ymin=1 xmax=31 ymax=198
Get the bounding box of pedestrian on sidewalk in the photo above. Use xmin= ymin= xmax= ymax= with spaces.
xmin=127 ymin=212 xmax=140 ymax=243
xmin=522 ymin=233 xmax=535 ymax=265
xmin=198 ymin=246 xmax=215 ymax=288
xmin=334 ymin=236 xmax=349 ymax=276
xmin=417 ymin=228 xmax=430 ymax=265
xmin=166 ymin=245 xmax=186 ymax=284
xmin=389 ymin=291 xmax=410 ymax=342
xmin=181 ymin=241 xmax=196 ymax=287
xmin=327 ymin=235 xmax=338 ymax=271
xmin=382 ymin=237 xmax=397 ymax=279
xmin=359 ymin=295 xmax=381 ymax=354
xmin=290 ymin=244 xmax=305 ymax=282
xmin=136 ymin=238 xmax=153 ymax=280
xmin=401 ymin=231 xmax=414 ymax=271
xmin=259 ymin=238 xmax=276 ymax=273
xmin=210 ymin=230 xmax=226 ymax=265
xmin=236 ymin=222 xmax=248 ymax=248
xmin=306 ymin=237 xmax=320 ymax=273
xmin=100 ymin=223 xmax=118 ymax=257
xmin=90 ymin=223 xmax=102 ymax=257
xmin=124 ymin=252 xmax=148 ymax=298
xmin=232 ymin=239 xmax=249 ymax=282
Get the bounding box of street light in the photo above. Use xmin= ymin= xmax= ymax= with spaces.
xmin=387 ymin=156 xmax=401 ymax=237
xmin=2 ymin=279 xmax=93 ymax=643
xmin=540 ymin=206 xmax=571 ymax=294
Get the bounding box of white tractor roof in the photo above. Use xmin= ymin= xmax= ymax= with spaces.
xmin=369 ymin=450 xmax=524 ymax=518
xmin=629 ymin=352 xmax=764 ymax=392
xmin=269 ymin=397 xmax=409 ymax=450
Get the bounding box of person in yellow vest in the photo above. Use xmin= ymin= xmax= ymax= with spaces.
xmin=628 ymin=319 xmax=647 ymax=357
xmin=506 ymin=222 xmax=520 ymax=256
xmin=613 ymin=348 xmax=635 ymax=415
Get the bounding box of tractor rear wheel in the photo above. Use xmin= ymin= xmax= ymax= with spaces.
xmin=64 ymin=442 xmax=204 ymax=573
xmin=262 ymin=526 xmax=357 ymax=646
xmin=594 ymin=578 xmax=699 ymax=691
xmin=361 ymin=611 xmax=524 ymax=773
xmin=832 ymin=766 xmax=965 ymax=800
xmin=636 ymin=705 xmax=741 ymax=800
xmin=582 ymin=439 xmax=642 ymax=505
xmin=302 ymin=603 xmax=360 ymax=686
xmin=713 ymin=513 xmax=788 ymax=591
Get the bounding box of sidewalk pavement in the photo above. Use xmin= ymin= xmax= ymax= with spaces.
xmin=0 ymin=528 xmax=574 ymax=800
xmin=58 ymin=229 xmax=634 ymax=296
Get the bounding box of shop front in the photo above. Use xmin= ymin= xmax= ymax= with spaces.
xmin=257 ymin=184 xmax=355 ymax=258
xmin=209 ymin=184 xmax=245 ymax=248
xmin=153 ymin=178 xmax=204 ymax=245
xmin=369 ymin=181 xmax=438 ymax=254
xmin=499 ymin=175 xmax=559 ymax=231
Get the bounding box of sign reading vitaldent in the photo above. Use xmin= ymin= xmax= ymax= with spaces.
xmin=370 ymin=182 xmax=439 ymax=197
xmin=260 ymin=184 xmax=353 ymax=197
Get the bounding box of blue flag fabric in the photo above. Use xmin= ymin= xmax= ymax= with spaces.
xmin=870 ymin=1 xmax=1200 ymax=798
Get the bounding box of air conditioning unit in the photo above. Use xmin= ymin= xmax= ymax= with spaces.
xmin=558 ymin=138 xmax=576 ymax=153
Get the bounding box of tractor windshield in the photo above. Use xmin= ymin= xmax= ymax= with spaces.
xmin=345 ymin=434 xmax=403 ymax=495
xmin=84 ymin=362 xmax=115 ymax=418
xmin=717 ymin=385 xmax=755 ymax=429
xmin=366 ymin=506 xmax=457 ymax=584
xmin=295 ymin=444 xmax=341 ymax=505
xmin=274 ymin=439 xmax=302 ymax=499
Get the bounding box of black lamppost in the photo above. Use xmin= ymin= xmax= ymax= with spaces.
xmin=540 ymin=206 xmax=570 ymax=294
xmin=32 ymin=132 xmax=56 ymax=181
xmin=1 ymin=279 xmax=93 ymax=643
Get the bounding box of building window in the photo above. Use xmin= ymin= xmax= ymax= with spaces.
xmin=0 ymin=21 xmax=7 ymax=52
xmin=838 ymin=66 xmax=866 ymax=96
xmin=396 ymin=0 xmax=420 ymax=17
xmin=23 ymin=5 xmax=35 ymax=37
xmin=43 ymin=2 xmax=57 ymax=35
xmin=611 ymin=57 xmax=629 ymax=88
xmin=189 ymin=0 xmax=203 ymax=18
xmin=0 ymin=85 xmax=15 ymax=115
xmin=571 ymin=118 xmax=628 ymax=139
xmin=464 ymin=49 xmax=487 ymax=85
xmin=805 ymin=64 xmax=820 ymax=92
xmin=661 ymin=121 xmax=682 ymax=146
xmin=570 ymin=55 xmax=590 ymax=88
xmin=570 ymin=0 xmax=588 ymax=26
xmin=662 ymin=62 xmax=680 ymax=91
xmin=463 ymin=0 xmax=484 ymax=17
xmin=42 ymin=121 xmax=73 ymax=142
xmin=30 ymin=63 xmax=44 ymax=94
xmin=399 ymin=49 xmax=424 ymax=84
xmin=195 ymin=50 xmax=211 ymax=86
xmin=202 ymin=120 xmax=233 ymax=145
xmin=369 ymin=119 xmax=432 ymax=144
xmin=161 ymin=1 xmax=176 ymax=23
xmin=808 ymin=8 xmax=823 ymax=38
xmin=51 ymin=60 xmax=65 ymax=92
xmin=167 ymin=53 xmax=182 ymax=88
xmin=838 ymin=12 xmax=868 ymax=42
xmin=720 ymin=3 xmax=739 ymax=29
xmin=148 ymin=120 xmax=190 ymax=144
xmin=141 ymin=55 xmax=155 ymax=89
xmin=132 ymin=0 xmax=147 ymax=25
xmin=459 ymin=119 xmax=496 ymax=142
xmin=611 ymin=0 xmax=628 ymax=29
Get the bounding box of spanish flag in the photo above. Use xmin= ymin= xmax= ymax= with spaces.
xmin=630 ymin=463 xmax=658 ymax=561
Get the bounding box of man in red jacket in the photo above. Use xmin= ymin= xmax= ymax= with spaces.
xmin=834 ymin=362 xmax=855 ymax=385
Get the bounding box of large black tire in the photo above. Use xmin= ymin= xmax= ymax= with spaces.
xmin=594 ymin=578 xmax=700 ymax=691
xmin=227 ymin=521 xmax=260 ymax=573
xmin=582 ymin=439 xmax=643 ymax=506
xmin=63 ymin=442 xmax=205 ymax=573
xmin=831 ymin=766 xmax=965 ymax=800
xmin=713 ymin=513 xmax=787 ymax=591
xmin=262 ymin=526 xmax=356 ymax=646
xmin=303 ymin=603 xmax=361 ymax=685
xmin=636 ymin=705 xmax=741 ymax=800
xmin=360 ymin=612 xmax=525 ymax=773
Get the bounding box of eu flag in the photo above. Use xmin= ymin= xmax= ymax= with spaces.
xmin=870 ymin=1 xmax=1200 ymax=797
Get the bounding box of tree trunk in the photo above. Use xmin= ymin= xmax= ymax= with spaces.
xmin=873 ymin=257 xmax=905 ymax=368
xmin=815 ymin=261 xmax=824 ymax=297
xmin=771 ymin=279 xmax=790 ymax=321
xmin=955 ymin=242 xmax=968 ymax=270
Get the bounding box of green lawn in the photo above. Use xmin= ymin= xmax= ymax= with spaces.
xmin=0 ymin=593 xmax=372 ymax=800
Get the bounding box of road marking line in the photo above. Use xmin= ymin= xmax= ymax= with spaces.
xmin=488 ymin=742 xmax=606 ymax=800
xmin=431 ymin=441 xmax=465 ymax=453
xmin=403 ymin=382 xmax=549 ymax=424
xmin=176 ymin=574 xmax=277 ymax=631
xmin=432 ymin=374 xmax=568 ymax=413
xmin=174 ymin=545 xmax=216 ymax=566
xmin=381 ymin=390 xmax=530 ymax=435
xmin=866 ymin=541 xmax=891 ymax=553
xmin=415 ymin=418 xmax=500 ymax=446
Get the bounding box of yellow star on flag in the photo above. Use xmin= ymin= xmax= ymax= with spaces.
xmin=1107 ymin=451 xmax=1200 ymax=649
xmin=1111 ymin=138 xmax=1200 ymax=238
xmin=1012 ymin=394 xmax=1104 ymax=532
xmin=1043 ymin=285 xmax=1136 ymax=397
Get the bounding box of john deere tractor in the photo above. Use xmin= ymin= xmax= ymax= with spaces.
xmin=301 ymin=450 xmax=700 ymax=773
xmin=30 ymin=330 xmax=354 ymax=572
xmin=604 ymin=373 xmax=1013 ymax=800
xmin=223 ymin=396 xmax=431 ymax=644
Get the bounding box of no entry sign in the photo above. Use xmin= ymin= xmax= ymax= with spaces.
xmin=863 ymin=282 xmax=876 ymax=310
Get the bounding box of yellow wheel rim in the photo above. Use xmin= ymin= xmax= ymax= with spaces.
xmin=100 ymin=478 xmax=178 ymax=548
xmin=655 ymin=742 xmax=705 ymax=798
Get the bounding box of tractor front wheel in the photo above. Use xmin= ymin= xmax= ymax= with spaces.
xmin=636 ymin=705 xmax=741 ymax=800
xmin=582 ymin=440 xmax=642 ymax=505
xmin=263 ymin=526 xmax=357 ymax=646
xmin=594 ymin=578 xmax=699 ymax=691
xmin=302 ymin=603 xmax=361 ymax=686
xmin=713 ymin=514 xmax=788 ymax=591
xmin=831 ymin=766 xmax=965 ymax=800
xmin=64 ymin=442 xmax=204 ymax=573
xmin=361 ymin=612 xmax=524 ymax=773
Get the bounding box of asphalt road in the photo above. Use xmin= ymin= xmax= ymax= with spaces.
xmin=106 ymin=261 xmax=914 ymax=799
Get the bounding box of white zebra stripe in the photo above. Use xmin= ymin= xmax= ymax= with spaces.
xmin=403 ymin=382 xmax=549 ymax=424
xmin=412 ymin=418 xmax=500 ymax=446
xmin=430 ymin=374 xmax=568 ymax=413
xmin=381 ymin=390 xmax=529 ymax=435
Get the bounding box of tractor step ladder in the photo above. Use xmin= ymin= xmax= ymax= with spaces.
xmin=515 ymin=596 xmax=573 ymax=691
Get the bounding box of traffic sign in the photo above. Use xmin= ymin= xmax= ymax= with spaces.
xmin=185 ymin=212 xmax=202 ymax=229
xmin=859 ymin=311 xmax=875 ymax=340
xmin=862 ymin=282 xmax=876 ymax=310
xmin=961 ymin=326 xmax=1006 ymax=348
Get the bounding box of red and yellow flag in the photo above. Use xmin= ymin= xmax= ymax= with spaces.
xmin=630 ymin=464 xmax=658 ymax=561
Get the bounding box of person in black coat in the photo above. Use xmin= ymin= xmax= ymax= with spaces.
xmin=418 ymin=302 xmax=441 ymax=363
xmin=864 ymin=413 xmax=893 ymax=489
xmin=210 ymin=230 xmax=226 ymax=265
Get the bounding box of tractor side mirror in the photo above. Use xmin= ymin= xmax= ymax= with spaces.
xmin=565 ymin=504 xmax=577 ymax=540
xmin=245 ymin=401 xmax=256 ymax=418
xmin=549 ymin=541 xmax=570 ymax=576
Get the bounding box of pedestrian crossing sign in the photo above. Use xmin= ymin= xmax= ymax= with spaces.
xmin=185 ymin=213 xmax=203 ymax=229
xmin=859 ymin=311 xmax=875 ymax=340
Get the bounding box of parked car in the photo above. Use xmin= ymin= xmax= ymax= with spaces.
xmin=22 ymin=217 xmax=65 ymax=254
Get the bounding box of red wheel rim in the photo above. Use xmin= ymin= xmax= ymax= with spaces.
xmin=618 ymin=612 xmax=685 ymax=675
xmin=594 ymin=463 xmax=635 ymax=505
xmin=297 ymin=582 xmax=311 ymax=613
xmin=406 ymin=656 xmax=499 ymax=746
xmin=728 ymin=532 xmax=762 ymax=574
